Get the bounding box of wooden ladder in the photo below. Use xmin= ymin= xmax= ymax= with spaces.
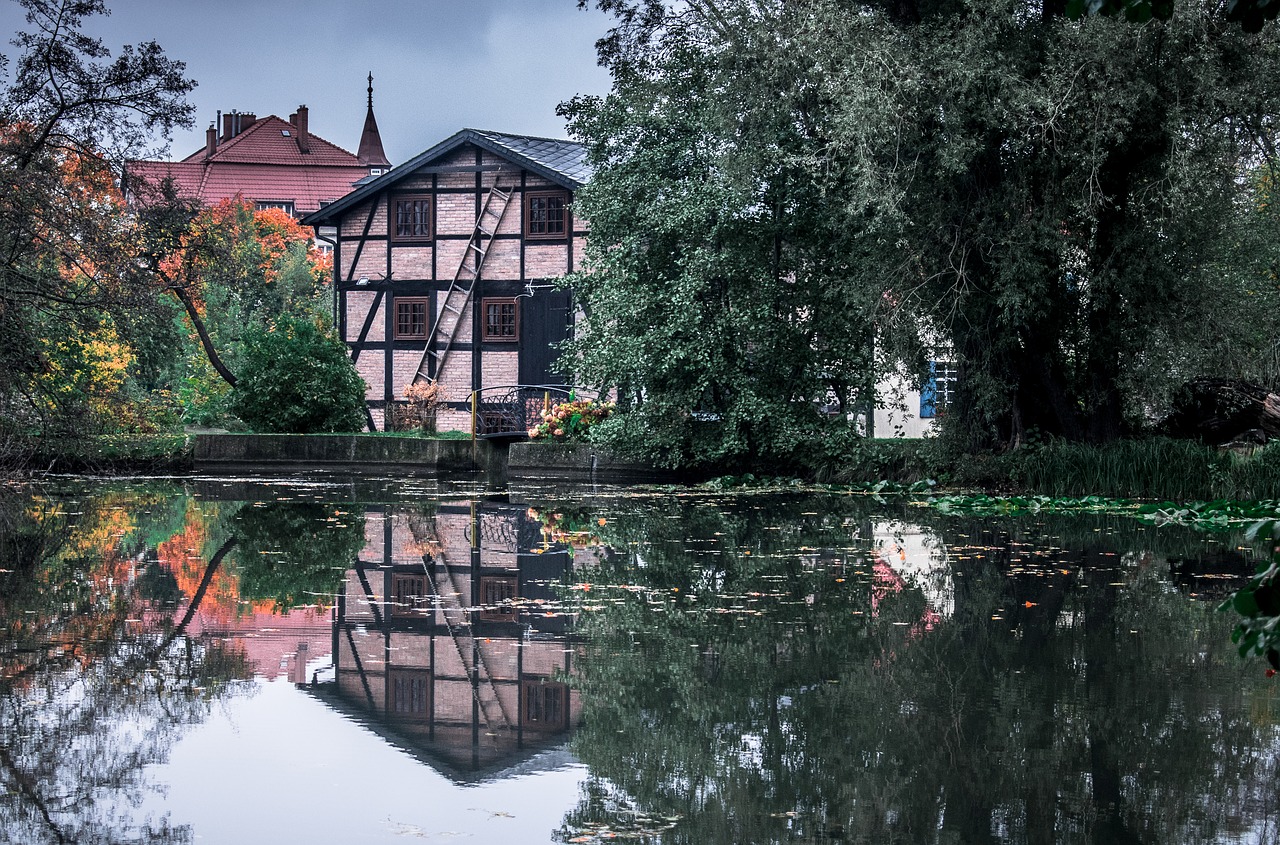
xmin=413 ymin=178 xmax=514 ymax=383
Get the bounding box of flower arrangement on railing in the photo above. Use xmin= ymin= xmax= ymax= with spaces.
xmin=527 ymin=394 xmax=615 ymax=441
xmin=528 ymin=507 xmax=607 ymax=549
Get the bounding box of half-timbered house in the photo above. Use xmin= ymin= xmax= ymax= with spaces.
xmin=301 ymin=129 xmax=589 ymax=433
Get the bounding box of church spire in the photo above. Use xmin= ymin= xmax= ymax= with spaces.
xmin=357 ymin=72 xmax=391 ymax=169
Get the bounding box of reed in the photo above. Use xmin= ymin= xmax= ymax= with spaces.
xmin=1012 ymin=438 xmax=1280 ymax=500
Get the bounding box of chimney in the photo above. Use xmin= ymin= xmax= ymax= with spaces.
xmin=295 ymin=104 xmax=310 ymax=154
xmin=205 ymin=122 xmax=217 ymax=158
xmin=221 ymin=111 xmax=258 ymax=141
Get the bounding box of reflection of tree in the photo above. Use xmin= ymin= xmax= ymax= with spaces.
xmin=0 ymin=487 xmax=250 ymax=845
xmin=229 ymin=500 xmax=365 ymax=610
xmin=558 ymin=499 xmax=1280 ymax=845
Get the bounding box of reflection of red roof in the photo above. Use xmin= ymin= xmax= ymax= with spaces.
xmin=872 ymin=559 xmax=940 ymax=634
xmin=127 ymin=114 xmax=374 ymax=215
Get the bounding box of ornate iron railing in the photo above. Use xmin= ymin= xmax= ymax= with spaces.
xmin=469 ymin=384 xmax=601 ymax=440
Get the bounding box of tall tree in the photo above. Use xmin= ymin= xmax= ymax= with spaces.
xmin=0 ymin=0 xmax=194 ymax=435
xmin=569 ymin=0 xmax=1280 ymax=459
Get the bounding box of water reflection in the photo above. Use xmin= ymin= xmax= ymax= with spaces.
xmin=554 ymin=499 xmax=1279 ymax=844
xmin=0 ymin=486 xmax=249 ymax=844
xmin=0 ymin=481 xmax=1276 ymax=844
xmin=317 ymin=500 xmax=585 ymax=779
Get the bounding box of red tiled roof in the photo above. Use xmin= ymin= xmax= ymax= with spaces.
xmin=190 ymin=114 xmax=363 ymax=166
xmin=127 ymin=114 xmax=374 ymax=215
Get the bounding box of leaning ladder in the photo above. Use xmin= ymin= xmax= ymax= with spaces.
xmin=413 ymin=178 xmax=514 ymax=383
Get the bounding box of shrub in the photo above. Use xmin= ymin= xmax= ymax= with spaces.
xmin=230 ymin=316 xmax=367 ymax=433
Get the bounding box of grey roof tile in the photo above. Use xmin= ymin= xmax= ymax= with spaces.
xmin=303 ymin=128 xmax=591 ymax=227
xmin=471 ymin=130 xmax=593 ymax=187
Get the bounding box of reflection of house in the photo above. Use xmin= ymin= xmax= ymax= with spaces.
xmin=125 ymin=78 xmax=391 ymax=220
xmin=323 ymin=501 xmax=581 ymax=780
xmin=872 ymin=521 xmax=953 ymax=618
xmin=300 ymin=129 xmax=589 ymax=432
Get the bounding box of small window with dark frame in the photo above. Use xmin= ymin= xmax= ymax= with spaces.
xmin=482 ymin=298 xmax=518 ymax=342
xmin=388 ymin=669 xmax=431 ymax=718
xmin=393 ymin=195 xmax=432 ymax=241
xmin=390 ymin=573 xmax=428 ymax=616
xmin=479 ymin=576 xmax=518 ymax=622
xmin=522 ymin=678 xmax=567 ymax=730
xmin=394 ymin=298 xmax=430 ymax=340
xmin=525 ymin=190 xmax=568 ymax=239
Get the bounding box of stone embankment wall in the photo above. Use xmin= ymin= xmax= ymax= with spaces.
xmin=194 ymin=434 xmax=502 ymax=476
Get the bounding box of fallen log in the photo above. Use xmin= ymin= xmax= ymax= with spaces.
xmin=1161 ymin=378 xmax=1280 ymax=445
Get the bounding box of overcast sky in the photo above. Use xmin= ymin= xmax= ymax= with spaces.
xmin=0 ymin=0 xmax=615 ymax=163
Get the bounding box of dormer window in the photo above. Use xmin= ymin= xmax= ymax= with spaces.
xmin=255 ymin=200 xmax=295 ymax=215
xmin=370 ymin=167 xmax=385 ymax=177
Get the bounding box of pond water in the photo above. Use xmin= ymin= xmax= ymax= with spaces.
xmin=0 ymin=475 xmax=1276 ymax=844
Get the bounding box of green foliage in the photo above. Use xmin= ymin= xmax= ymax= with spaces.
xmin=560 ymin=19 xmax=877 ymax=469
xmin=572 ymin=0 xmax=1280 ymax=459
xmin=230 ymin=501 xmax=364 ymax=610
xmin=1009 ymin=438 xmax=1280 ymax=499
xmin=1222 ymin=520 xmax=1280 ymax=668
xmin=229 ymin=316 xmax=367 ymax=434
xmin=0 ymin=0 xmax=194 ymax=445
xmin=1068 ymin=0 xmax=1280 ymax=31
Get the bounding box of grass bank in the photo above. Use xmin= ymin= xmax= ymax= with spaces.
xmin=11 ymin=433 xmax=196 ymax=474
xmin=826 ymin=436 xmax=1280 ymax=501
xmin=2 ymin=429 xmax=475 ymax=475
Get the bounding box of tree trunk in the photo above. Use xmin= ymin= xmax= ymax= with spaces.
xmin=170 ymin=286 xmax=238 ymax=388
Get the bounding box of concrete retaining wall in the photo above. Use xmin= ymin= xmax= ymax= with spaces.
xmin=507 ymin=442 xmax=675 ymax=483
xmin=194 ymin=434 xmax=501 ymax=476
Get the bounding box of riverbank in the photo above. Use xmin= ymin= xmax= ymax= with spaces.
xmin=821 ymin=436 xmax=1280 ymax=500
xmin=9 ymin=432 xmax=1280 ymax=503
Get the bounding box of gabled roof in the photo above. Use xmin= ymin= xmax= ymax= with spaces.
xmin=302 ymin=128 xmax=590 ymax=226
xmin=126 ymin=114 xmax=372 ymax=214
xmin=182 ymin=114 xmax=362 ymax=167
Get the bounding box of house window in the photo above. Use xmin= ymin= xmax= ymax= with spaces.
xmin=393 ymin=195 xmax=432 ymax=241
xmin=522 ymin=678 xmax=567 ymax=730
xmin=388 ymin=669 xmax=430 ymax=717
xmin=482 ymin=298 xmax=518 ymax=342
xmin=920 ymin=361 xmax=958 ymax=419
xmin=394 ymin=298 xmax=430 ymax=340
xmin=255 ymin=200 xmax=295 ymax=215
xmin=390 ymin=573 xmax=428 ymax=616
xmin=479 ymin=576 xmax=518 ymax=622
xmin=525 ymin=191 xmax=568 ymax=239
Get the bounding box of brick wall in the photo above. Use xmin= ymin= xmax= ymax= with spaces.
xmin=481 ymin=350 xmax=518 ymax=390
xmin=354 ymin=350 xmax=384 ymax=401
xmin=525 ymin=244 xmax=569 ymax=277
xmin=340 ymin=239 xmax=389 ymax=284
xmin=390 ymin=245 xmax=433 ymax=281
xmin=339 ymin=198 xmax=386 ymax=238
xmin=345 ymin=291 xmax=383 ymax=343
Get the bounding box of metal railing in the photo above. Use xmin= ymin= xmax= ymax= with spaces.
xmin=468 ymin=384 xmax=601 ymax=440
